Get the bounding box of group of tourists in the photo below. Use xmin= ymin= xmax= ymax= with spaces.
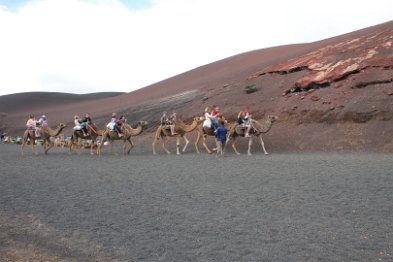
xmin=74 ymin=112 xmax=128 ymax=138
xmin=25 ymin=105 xmax=253 ymax=154
xmin=159 ymin=105 xmax=253 ymax=155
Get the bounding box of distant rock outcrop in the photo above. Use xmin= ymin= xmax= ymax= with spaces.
xmin=251 ymin=28 xmax=393 ymax=95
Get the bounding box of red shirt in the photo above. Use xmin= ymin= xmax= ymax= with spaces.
xmin=212 ymin=110 xmax=220 ymax=117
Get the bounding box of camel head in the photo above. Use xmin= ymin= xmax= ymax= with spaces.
xmin=138 ymin=121 xmax=148 ymax=127
xmin=193 ymin=116 xmax=204 ymax=123
xmin=268 ymin=115 xmax=278 ymax=123
xmin=58 ymin=123 xmax=67 ymax=128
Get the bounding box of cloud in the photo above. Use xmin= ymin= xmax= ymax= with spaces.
xmin=0 ymin=0 xmax=392 ymax=95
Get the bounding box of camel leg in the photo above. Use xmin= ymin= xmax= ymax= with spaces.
xmin=194 ymin=132 xmax=201 ymax=154
xmin=25 ymin=136 xmax=38 ymax=155
xmin=29 ymin=140 xmax=37 ymax=155
xmin=110 ymin=140 xmax=118 ymax=156
xmin=44 ymin=140 xmax=54 ymax=155
xmin=247 ymin=137 xmax=253 ymax=156
xmin=176 ymin=137 xmax=180 ymax=155
xmin=152 ymin=128 xmax=163 ymax=155
xmin=127 ymin=138 xmax=134 ymax=155
xmin=97 ymin=142 xmax=101 ymax=156
xmin=98 ymin=139 xmax=103 ymax=156
xmin=152 ymin=138 xmax=157 ymax=155
xmin=160 ymin=136 xmax=171 ymax=154
xmin=182 ymin=136 xmax=189 ymax=153
xmin=68 ymin=140 xmax=73 ymax=155
xmin=123 ymin=139 xmax=127 ymax=155
xmin=202 ymin=135 xmax=213 ymax=154
xmin=20 ymin=142 xmax=25 ymax=156
xmin=232 ymin=136 xmax=241 ymax=155
xmin=20 ymin=137 xmax=26 ymax=156
xmin=90 ymin=140 xmax=95 ymax=155
xmin=20 ymin=138 xmax=31 ymax=156
xmin=259 ymin=135 xmax=269 ymax=155
xmin=152 ymin=132 xmax=161 ymax=155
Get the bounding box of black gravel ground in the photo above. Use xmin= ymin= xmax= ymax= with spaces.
xmin=1 ymin=144 xmax=392 ymax=261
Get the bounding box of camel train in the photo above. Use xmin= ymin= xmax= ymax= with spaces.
xmin=19 ymin=110 xmax=277 ymax=156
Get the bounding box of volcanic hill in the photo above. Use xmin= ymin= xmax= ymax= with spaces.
xmin=1 ymin=21 xmax=393 ymax=152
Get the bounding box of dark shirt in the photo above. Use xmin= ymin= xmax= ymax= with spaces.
xmin=161 ymin=116 xmax=168 ymax=126
xmin=215 ymin=126 xmax=227 ymax=141
xmin=83 ymin=117 xmax=92 ymax=124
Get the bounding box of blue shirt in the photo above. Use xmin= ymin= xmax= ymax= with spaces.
xmin=215 ymin=126 xmax=227 ymax=141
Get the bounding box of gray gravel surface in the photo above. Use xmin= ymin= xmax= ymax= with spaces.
xmin=1 ymin=145 xmax=392 ymax=261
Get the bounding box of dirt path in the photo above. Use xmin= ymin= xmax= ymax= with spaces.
xmin=1 ymin=145 xmax=392 ymax=261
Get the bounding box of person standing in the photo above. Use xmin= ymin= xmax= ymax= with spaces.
xmin=215 ymin=121 xmax=227 ymax=156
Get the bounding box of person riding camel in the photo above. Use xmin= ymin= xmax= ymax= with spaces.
xmin=26 ymin=115 xmax=39 ymax=137
xmin=243 ymin=110 xmax=252 ymax=137
xmin=160 ymin=111 xmax=169 ymax=127
xmin=168 ymin=112 xmax=178 ymax=135
xmin=115 ymin=115 xmax=125 ymax=137
xmin=203 ymin=106 xmax=215 ymax=129
xmin=82 ymin=113 xmax=92 ymax=134
xmin=212 ymin=105 xmax=223 ymax=131
xmin=236 ymin=110 xmax=252 ymax=137
xmin=34 ymin=114 xmax=47 ymax=137
xmin=73 ymin=115 xmax=87 ymax=137
xmin=160 ymin=111 xmax=177 ymax=136
xmin=38 ymin=115 xmax=48 ymax=126
xmin=107 ymin=112 xmax=117 ymax=132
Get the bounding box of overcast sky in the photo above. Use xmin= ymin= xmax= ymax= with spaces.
xmin=0 ymin=0 xmax=392 ymax=96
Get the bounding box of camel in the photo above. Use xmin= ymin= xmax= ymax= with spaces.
xmin=98 ymin=121 xmax=148 ymax=155
xmin=68 ymin=123 xmax=105 ymax=155
xmin=227 ymin=115 xmax=277 ymax=155
xmin=20 ymin=123 xmax=67 ymax=155
xmin=152 ymin=116 xmax=202 ymax=155
xmin=194 ymin=117 xmax=229 ymax=154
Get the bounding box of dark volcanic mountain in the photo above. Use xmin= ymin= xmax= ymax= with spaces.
xmin=2 ymin=21 xmax=393 ymax=152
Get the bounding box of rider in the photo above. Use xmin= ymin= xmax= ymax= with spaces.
xmin=73 ymin=115 xmax=87 ymax=136
xmin=114 ymin=115 xmax=125 ymax=137
xmin=237 ymin=111 xmax=245 ymax=125
xmin=38 ymin=115 xmax=48 ymax=126
xmin=212 ymin=105 xmax=222 ymax=131
xmin=243 ymin=110 xmax=252 ymax=137
xmin=168 ymin=112 xmax=177 ymax=135
xmin=82 ymin=113 xmax=92 ymax=134
xmin=160 ymin=111 xmax=169 ymax=126
xmin=203 ymin=106 xmax=214 ymax=129
xmin=26 ymin=115 xmax=39 ymax=136
xmin=107 ymin=112 xmax=117 ymax=131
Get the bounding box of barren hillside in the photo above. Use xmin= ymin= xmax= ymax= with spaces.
xmin=2 ymin=21 xmax=393 ymax=152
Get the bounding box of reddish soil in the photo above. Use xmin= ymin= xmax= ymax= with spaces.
xmin=1 ymin=20 xmax=393 ymax=152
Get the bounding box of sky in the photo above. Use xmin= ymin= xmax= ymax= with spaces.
xmin=0 ymin=0 xmax=392 ymax=96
